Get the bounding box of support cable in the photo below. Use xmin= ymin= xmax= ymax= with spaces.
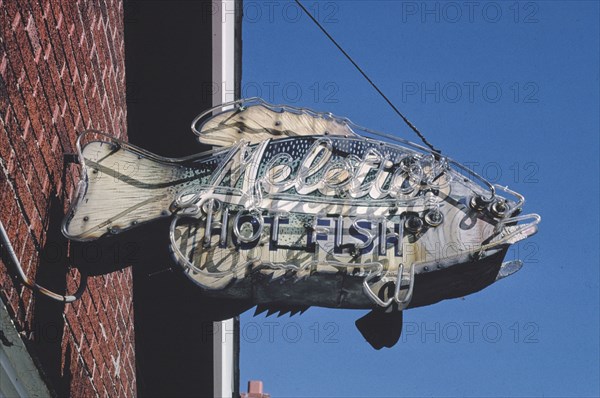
xmin=294 ymin=0 xmax=441 ymax=154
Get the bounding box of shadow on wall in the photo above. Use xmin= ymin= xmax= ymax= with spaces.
xmin=32 ymin=193 xmax=71 ymax=396
xmin=26 ymin=192 xmax=249 ymax=396
xmin=31 ymin=189 xmax=136 ymax=396
xmin=31 ymin=181 xmax=146 ymax=395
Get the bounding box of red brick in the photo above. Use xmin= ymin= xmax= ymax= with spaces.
xmin=4 ymin=114 xmax=48 ymax=222
xmin=2 ymin=1 xmax=133 ymax=395
xmin=89 ymin=334 xmax=104 ymax=370
xmin=13 ymin=17 xmax=41 ymax=88
xmin=3 ymin=67 xmax=27 ymax=125
xmin=38 ymin=135 xmax=60 ymax=185
xmin=0 ymin=190 xmax=16 ymax=230
xmin=0 ymin=54 xmax=7 ymax=80
xmin=13 ymin=211 xmax=28 ymax=249
xmin=0 ymin=40 xmax=46 ymax=146
xmin=97 ymin=302 xmax=113 ymax=333
xmin=11 ymin=11 xmax=22 ymax=32
xmin=64 ymin=308 xmax=81 ymax=340
xmin=66 ymin=66 xmax=92 ymax=131
xmin=18 ymin=66 xmax=55 ymax=144
xmin=42 ymin=32 xmax=77 ymax=127
xmin=65 ymin=267 xmax=83 ymax=298
xmin=25 ymin=13 xmax=43 ymax=63
xmin=77 ymin=310 xmax=95 ymax=350
xmin=25 ymin=227 xmax=40 ymax=262
xmin=24 ymin=155 xmax=49 ymax=219
xmin=0 ymin=121 xmax=15 ymax=163
xmin=54 ymin=14 xmax=79 ymax=78
xmin=12 ymin=169 xmax=41 ymax=232
xmin=0 ymin=261 xmax=14 ymax=295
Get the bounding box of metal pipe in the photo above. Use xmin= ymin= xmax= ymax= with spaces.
xmin=0 ymin=221 xmax=86 ymax=303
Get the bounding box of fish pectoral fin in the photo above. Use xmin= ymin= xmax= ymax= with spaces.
xmin=355 ymin=309 xmax=403 ymax=350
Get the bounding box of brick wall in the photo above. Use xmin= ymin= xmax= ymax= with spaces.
xmin=0 ymin=0 xmax=135 ymax=396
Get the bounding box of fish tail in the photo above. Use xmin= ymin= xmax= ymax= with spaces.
xmin=62 ymin=131 xmax=201 ymax=240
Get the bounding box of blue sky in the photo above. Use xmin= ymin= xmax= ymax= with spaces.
xmin=239 ymin=1 xmax=600 ymax=396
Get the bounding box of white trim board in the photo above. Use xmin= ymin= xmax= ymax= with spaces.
xmin=212 ymin=1 xmax=237 ymax=397
xmin=0 ymin=301 xmax=51 ymax=398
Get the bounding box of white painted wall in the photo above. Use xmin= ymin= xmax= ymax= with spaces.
xmin=212 ymin=1 xmax=237 ymax=397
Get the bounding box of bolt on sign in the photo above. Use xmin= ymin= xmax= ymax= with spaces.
xmin=62 ymin=98 xmax=540 ymax=349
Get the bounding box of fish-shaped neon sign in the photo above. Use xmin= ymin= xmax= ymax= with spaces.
xmin=62 ymin=98 xmax=540 ymax=348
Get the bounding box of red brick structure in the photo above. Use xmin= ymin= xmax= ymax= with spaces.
xmin=241 ymin=380 xmax=270 ymax=398
xmin=1 ymin=1 xmax=135 ymax=396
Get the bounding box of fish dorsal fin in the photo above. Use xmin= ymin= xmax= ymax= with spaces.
xmin=198 ymin=104 xmax=357 ymax=146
